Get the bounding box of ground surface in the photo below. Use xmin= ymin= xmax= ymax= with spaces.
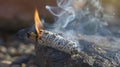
xmin=0 ymin=31 xmax=120 ymax=67
xmin=0 ymin=34 xmax=38 ymax=67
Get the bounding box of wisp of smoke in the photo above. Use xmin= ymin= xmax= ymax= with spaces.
xmin=45 ymin=0 xmax=120 ymax=63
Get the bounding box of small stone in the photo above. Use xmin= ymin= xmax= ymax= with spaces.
xmin=8 ymin=47 xmax=17 ymax=56
xmin=4 ymin=54 xmax=11 ymax=61
xmin=18 ymin=44 xmax=35 ymax=54
xmin=1 ymin=60 xmax=12 ymax=65
xmin=0 ymin=46 xmax=7 ymax=53
xmin=28 ymin=44 xmax=35 ymax=51
xmin=24 ymin=49 xmax=31 ymax=54
xmin=18 ymin=44 xmax=27 ymax=54
xmin=19 ymin=44 xmax=26 ymax=49
xmin=21 ymin=63 xmax=26 ymax=67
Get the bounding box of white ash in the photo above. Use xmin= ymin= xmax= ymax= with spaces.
xmin=38 ymin=30 xmax=81 ymax=55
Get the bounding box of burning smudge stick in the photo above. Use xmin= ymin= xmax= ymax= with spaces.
xmin=29 ymin=30 xmax=81 ymax=55
xmin=32 ymin=8 xmax=80 ymax=55
xmin=36 ymin=30 xmax=80 ymax=55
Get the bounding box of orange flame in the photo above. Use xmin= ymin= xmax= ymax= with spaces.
xmin=34 ymin=8 xmax=43 ymax=38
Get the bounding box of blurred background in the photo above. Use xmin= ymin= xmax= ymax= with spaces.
xmin=0 ymin=0 xmax=120 ymax=33
xmin=0 ymin=0 xmax=120 ymax=66
xmin=0 ymin=0 xmax=56 ymax=33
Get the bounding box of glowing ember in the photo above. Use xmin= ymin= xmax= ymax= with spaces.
xmin=34 ymin=8 xmax=43 ymax=38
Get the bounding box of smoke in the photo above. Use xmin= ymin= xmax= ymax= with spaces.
xmin=44 ymin=0 xmax=120 ymax=63
xmin=45 ymin=0 xmax=120 ymax=52
xmin=46 ymin=1 xmax=75 ymax=28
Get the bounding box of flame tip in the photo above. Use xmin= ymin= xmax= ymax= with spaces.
xmin=34 ymin=8 xmax=43 ymax=38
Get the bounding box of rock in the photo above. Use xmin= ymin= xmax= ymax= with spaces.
xmin=8 ymin=47 xmax=17 ymax=56
xmin=18 ymin=44 xmax=35 ymax=55
xmin=0 ymin=46 xmax=7 ymax=53
xmin=24 ymin=45 xmax=35 ymax=54
xmin=35 ymin=40 xmax=118 ymax=67
xmin=21 ymin=63 xmax=27 ymax=67
xmin=1 ymin=60 xmax=12 ymax=65
xmin=0 ymin=60 xmax=12 ymax=67
xmin=4 ymin=54 xmax=12 ymax=61
xmin=18 ymin=44 xmax=26 ymax=54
